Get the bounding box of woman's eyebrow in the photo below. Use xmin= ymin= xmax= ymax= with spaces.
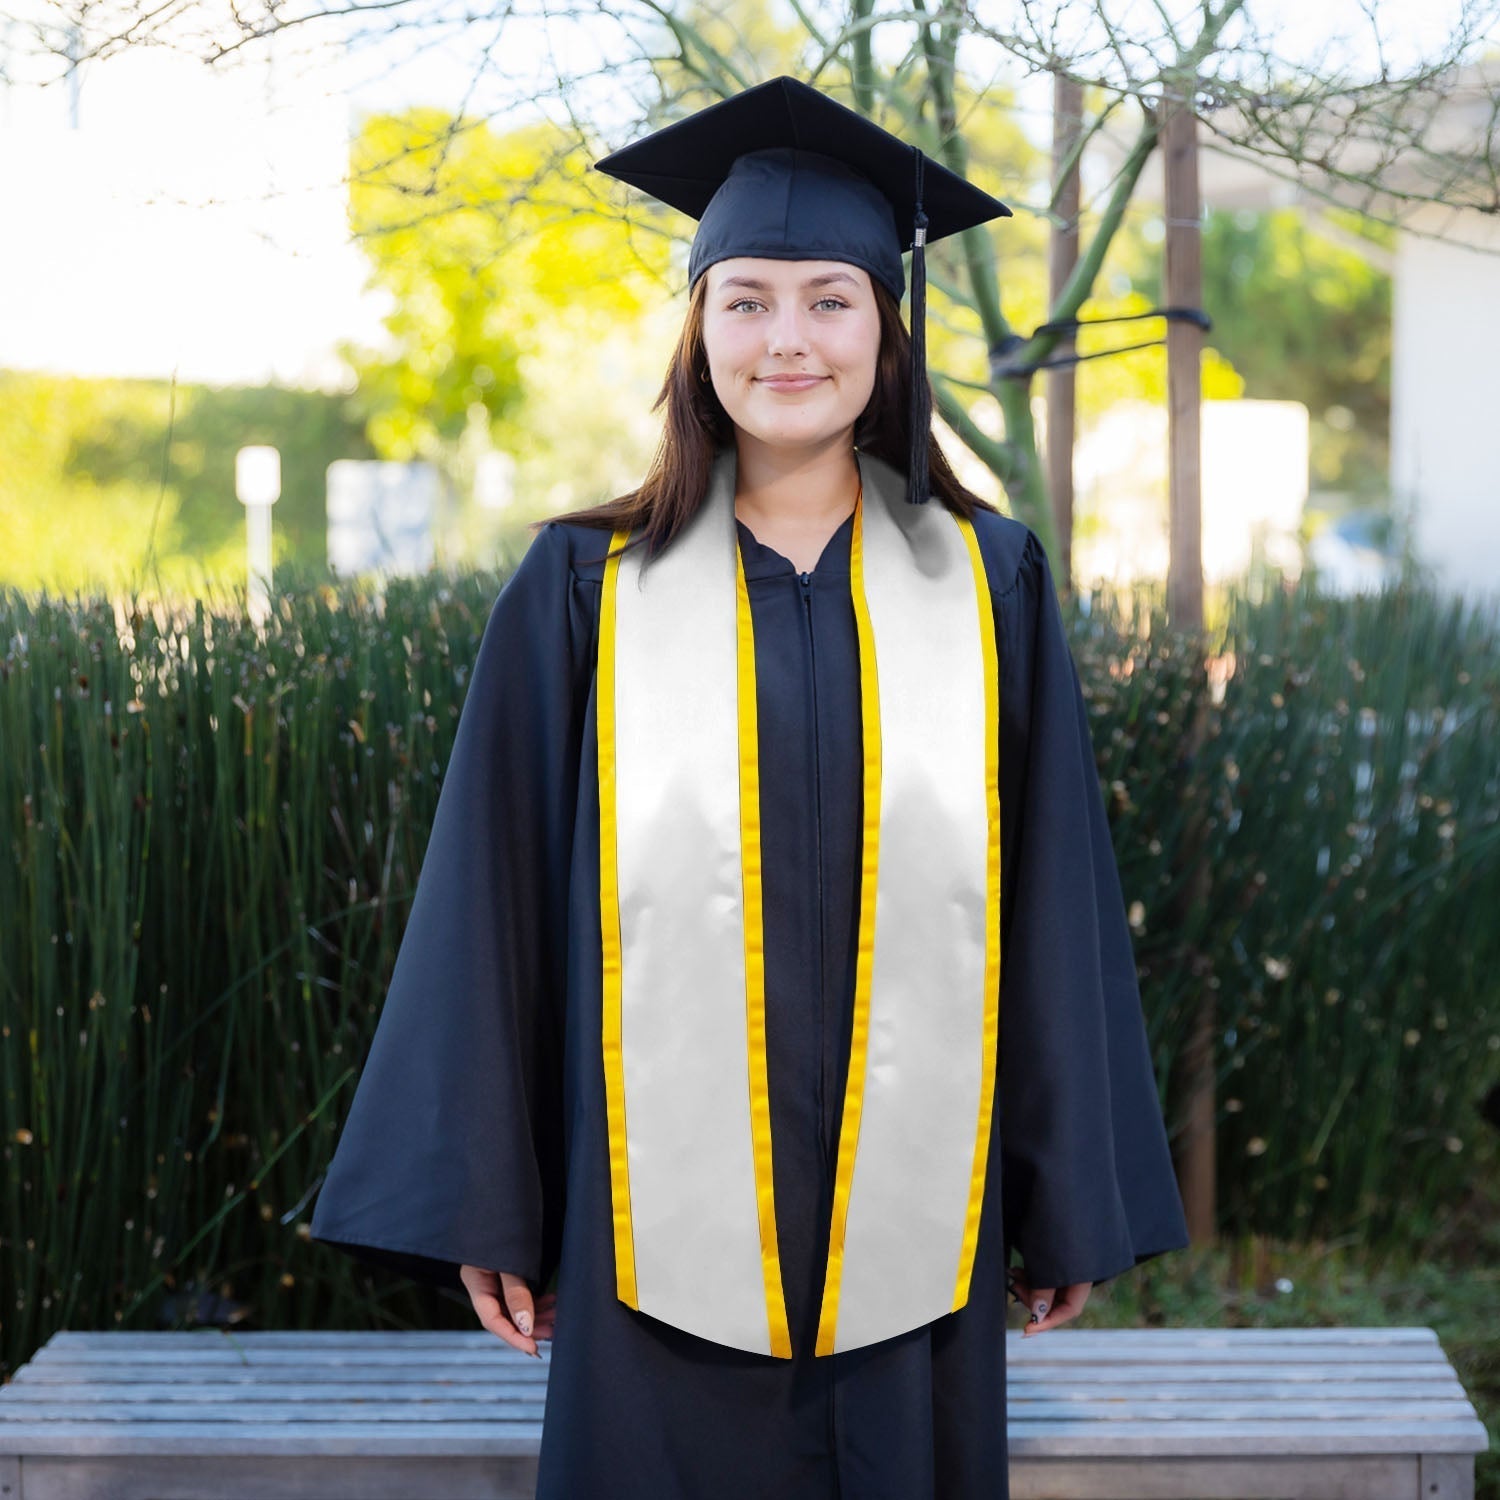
xmin=719 ymin=272 xmax=860 ymax=290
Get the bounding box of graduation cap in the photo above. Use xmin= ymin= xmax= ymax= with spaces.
xmin=593 ymin=74 xmax=1013 ymax=506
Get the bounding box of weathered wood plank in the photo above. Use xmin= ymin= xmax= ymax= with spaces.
xmin=1012 ymin=1399 xmax=1485 ymax=1422
xmin=0 ymin=1379 xmax=1476 ymax=1404
xmin=5 ymin=1365 xmax=1465 ymax=1401
xmin=11 ymin=1364 xmax=551 ymax=1386
xmin=6 ymin=1397 xmax=1481 ymax=1425
xmin=2 ymin=1383 xmax=550 ymax=1403
xmin=1007 ymin=1366 xmax=1462 ymax=1384
xmin=1008 ymin=1392 xmax=1479 ymax=1417
xmin=32 ymin=1333 xmax=521 ymax=1350
xmin=1421 ymin=1452 xmax=1477 ymax=1500
xmin=1009 ymin=1453 xmax=1419 ymax=1499
xmin=1 ymin=1424 xmax=545 ymax=1456
xmin=1 ymin=1403 xmax=548 ymax=1424
xmin=28 ymin=1340 xmax=1451 ymax=1365
xmin=1010 ymin=1373 xmax=1468 ymax=1393
xmin=38 ymin=1332 xmax=1452 ymax=1356
xmin=25 ymin=1349 xmax=545 ymax=1368
xmin=1004 ymin=1420 xmax=1490 ymax=1456
xmin=2 ymin=1422 xmax=1488 ymax=1458
xmin=1013 ymin=1328 xmax=1444 ymax=1345
xmin=2 ymin=1417 xmax=1487 ymax=1459
xmin=15 ymin=1454 xmax=537 ymax=1500
xmin=1008 ymin=1345 xmax=1455 ymax=1364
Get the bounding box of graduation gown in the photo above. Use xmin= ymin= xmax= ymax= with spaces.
xmin=309 ymin=498 xmax=1190 ymax=1499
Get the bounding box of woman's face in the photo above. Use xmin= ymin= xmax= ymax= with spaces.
xmin=701 ymin=257 xmax=880 ymax=456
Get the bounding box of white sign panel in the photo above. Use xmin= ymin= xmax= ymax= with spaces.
xmin=326 ymin=460 xmax=439 ymax=577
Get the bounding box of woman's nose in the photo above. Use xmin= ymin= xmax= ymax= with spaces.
xmin=765 ymin=309 xmax=810 ymax=358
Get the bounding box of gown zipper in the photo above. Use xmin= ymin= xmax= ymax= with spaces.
xmin=801 ymin=566 xmax=842 ymax=1500
xmin=798 ymin=569 xmax=832 ymax=1179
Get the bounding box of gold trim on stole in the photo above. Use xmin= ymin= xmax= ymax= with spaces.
xmin=737 ymin=536 xmax=794 ymax=1358
xmin=814 ymin=483 xmax=881 ymax=1355
xmin=599 ymin=527 xmax=637 ymax=1309
xmin=953 ymin=514 xmax=1003 ymax=1308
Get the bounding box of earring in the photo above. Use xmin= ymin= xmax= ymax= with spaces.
xmin=699 ymin=366 xmax=711 ymax=383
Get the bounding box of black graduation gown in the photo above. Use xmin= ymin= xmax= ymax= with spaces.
xmin=309 ymin=500 xmax=1190 ymax=1499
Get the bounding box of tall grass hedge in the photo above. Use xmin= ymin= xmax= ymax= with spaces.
xmin=2 ymin=562 xmax=1496 ymax=1378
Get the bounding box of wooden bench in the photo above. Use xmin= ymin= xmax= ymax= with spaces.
xmin=0 ymin=1326 xmax=1488 ymax=1498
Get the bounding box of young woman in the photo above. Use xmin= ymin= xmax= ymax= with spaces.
xmin=311 ymin=75 xmax=1189 ymax=1499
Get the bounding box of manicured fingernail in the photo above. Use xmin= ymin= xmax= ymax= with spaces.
xmin=516 ymin=1312 xmax=531 ymax=1334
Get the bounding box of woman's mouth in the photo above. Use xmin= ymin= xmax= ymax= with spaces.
xmin=757 ymin=375 xmax=827 ymax=391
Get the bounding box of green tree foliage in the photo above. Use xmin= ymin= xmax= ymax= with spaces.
xmin=343 ymin=109 xmax=675 ymax=492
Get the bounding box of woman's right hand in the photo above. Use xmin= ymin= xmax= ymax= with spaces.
xmin=459 ymin=1265 xmax=556 ymax=1358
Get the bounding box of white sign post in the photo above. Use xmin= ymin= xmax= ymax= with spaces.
xmin=236 ymin=445 xmax=281 ymax=626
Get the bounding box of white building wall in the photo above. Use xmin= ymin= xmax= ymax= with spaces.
xmin=1070 ymin=398 xmax=1309 ymax=589
xmin=1391 ymin=210 xmax=1500 ymax=607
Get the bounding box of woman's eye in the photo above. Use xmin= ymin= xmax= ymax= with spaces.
xmin=726 ymin=297 xmax=849 ymax=313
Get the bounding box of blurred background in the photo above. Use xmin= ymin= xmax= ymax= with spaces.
xmin=2 ymin=0 xmax=1496 ymax=602
xmin=2 ymin=0 xmax=1498 ymax=1486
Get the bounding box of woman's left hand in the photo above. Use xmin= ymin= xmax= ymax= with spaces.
xmin=1007 ymin=1267 xmax=1091 ymax=1336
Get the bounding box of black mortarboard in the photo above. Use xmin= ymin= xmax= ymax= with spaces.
xmin=593 ymin=75 xmax=1013 ymax=506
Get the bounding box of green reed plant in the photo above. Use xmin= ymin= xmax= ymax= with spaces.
xmin=1069 ymin=571 xmax=1500 ymax=1249
xmin=1204 ymin=579 xmax=1499 ymax=1243
xmin=0 ymin=566 xmax=507 ymax=1376
xmin=1 ymin=560 xmax=1496 ymax=1380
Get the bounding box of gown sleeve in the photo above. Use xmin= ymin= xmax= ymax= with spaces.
xmin=308 ymin=521 xmax=580 ymax=1295
xmin=995 ymin=527 xmax=1191 ymax=1289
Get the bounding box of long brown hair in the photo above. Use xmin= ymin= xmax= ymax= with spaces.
xmin=537 ymin=272 xmax=997 ymax=565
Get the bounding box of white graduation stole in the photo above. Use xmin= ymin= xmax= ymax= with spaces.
xmin=596 ymin=446 xmax=1001 ymax=1357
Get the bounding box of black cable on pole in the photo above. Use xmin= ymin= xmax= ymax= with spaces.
xmin=999 ymin=337 xmax=1173 ymax=376
xmin=987 ymin=305 xmax=1214 ymax=380
xmin=1034 ymin=305 xmax=1213 ymax=338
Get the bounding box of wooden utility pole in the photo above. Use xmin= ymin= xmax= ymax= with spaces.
xmin=1162 ymin=78 xmax=1215 ymax=1248
xmin=1047 ymin=70 xmax=1084 ymax=591
xmin=1163 ymin=84 xmax=1205 ymax=630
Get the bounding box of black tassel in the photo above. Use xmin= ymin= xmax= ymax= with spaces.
xmin=907 ymin=148 xmax=931 ymax=506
